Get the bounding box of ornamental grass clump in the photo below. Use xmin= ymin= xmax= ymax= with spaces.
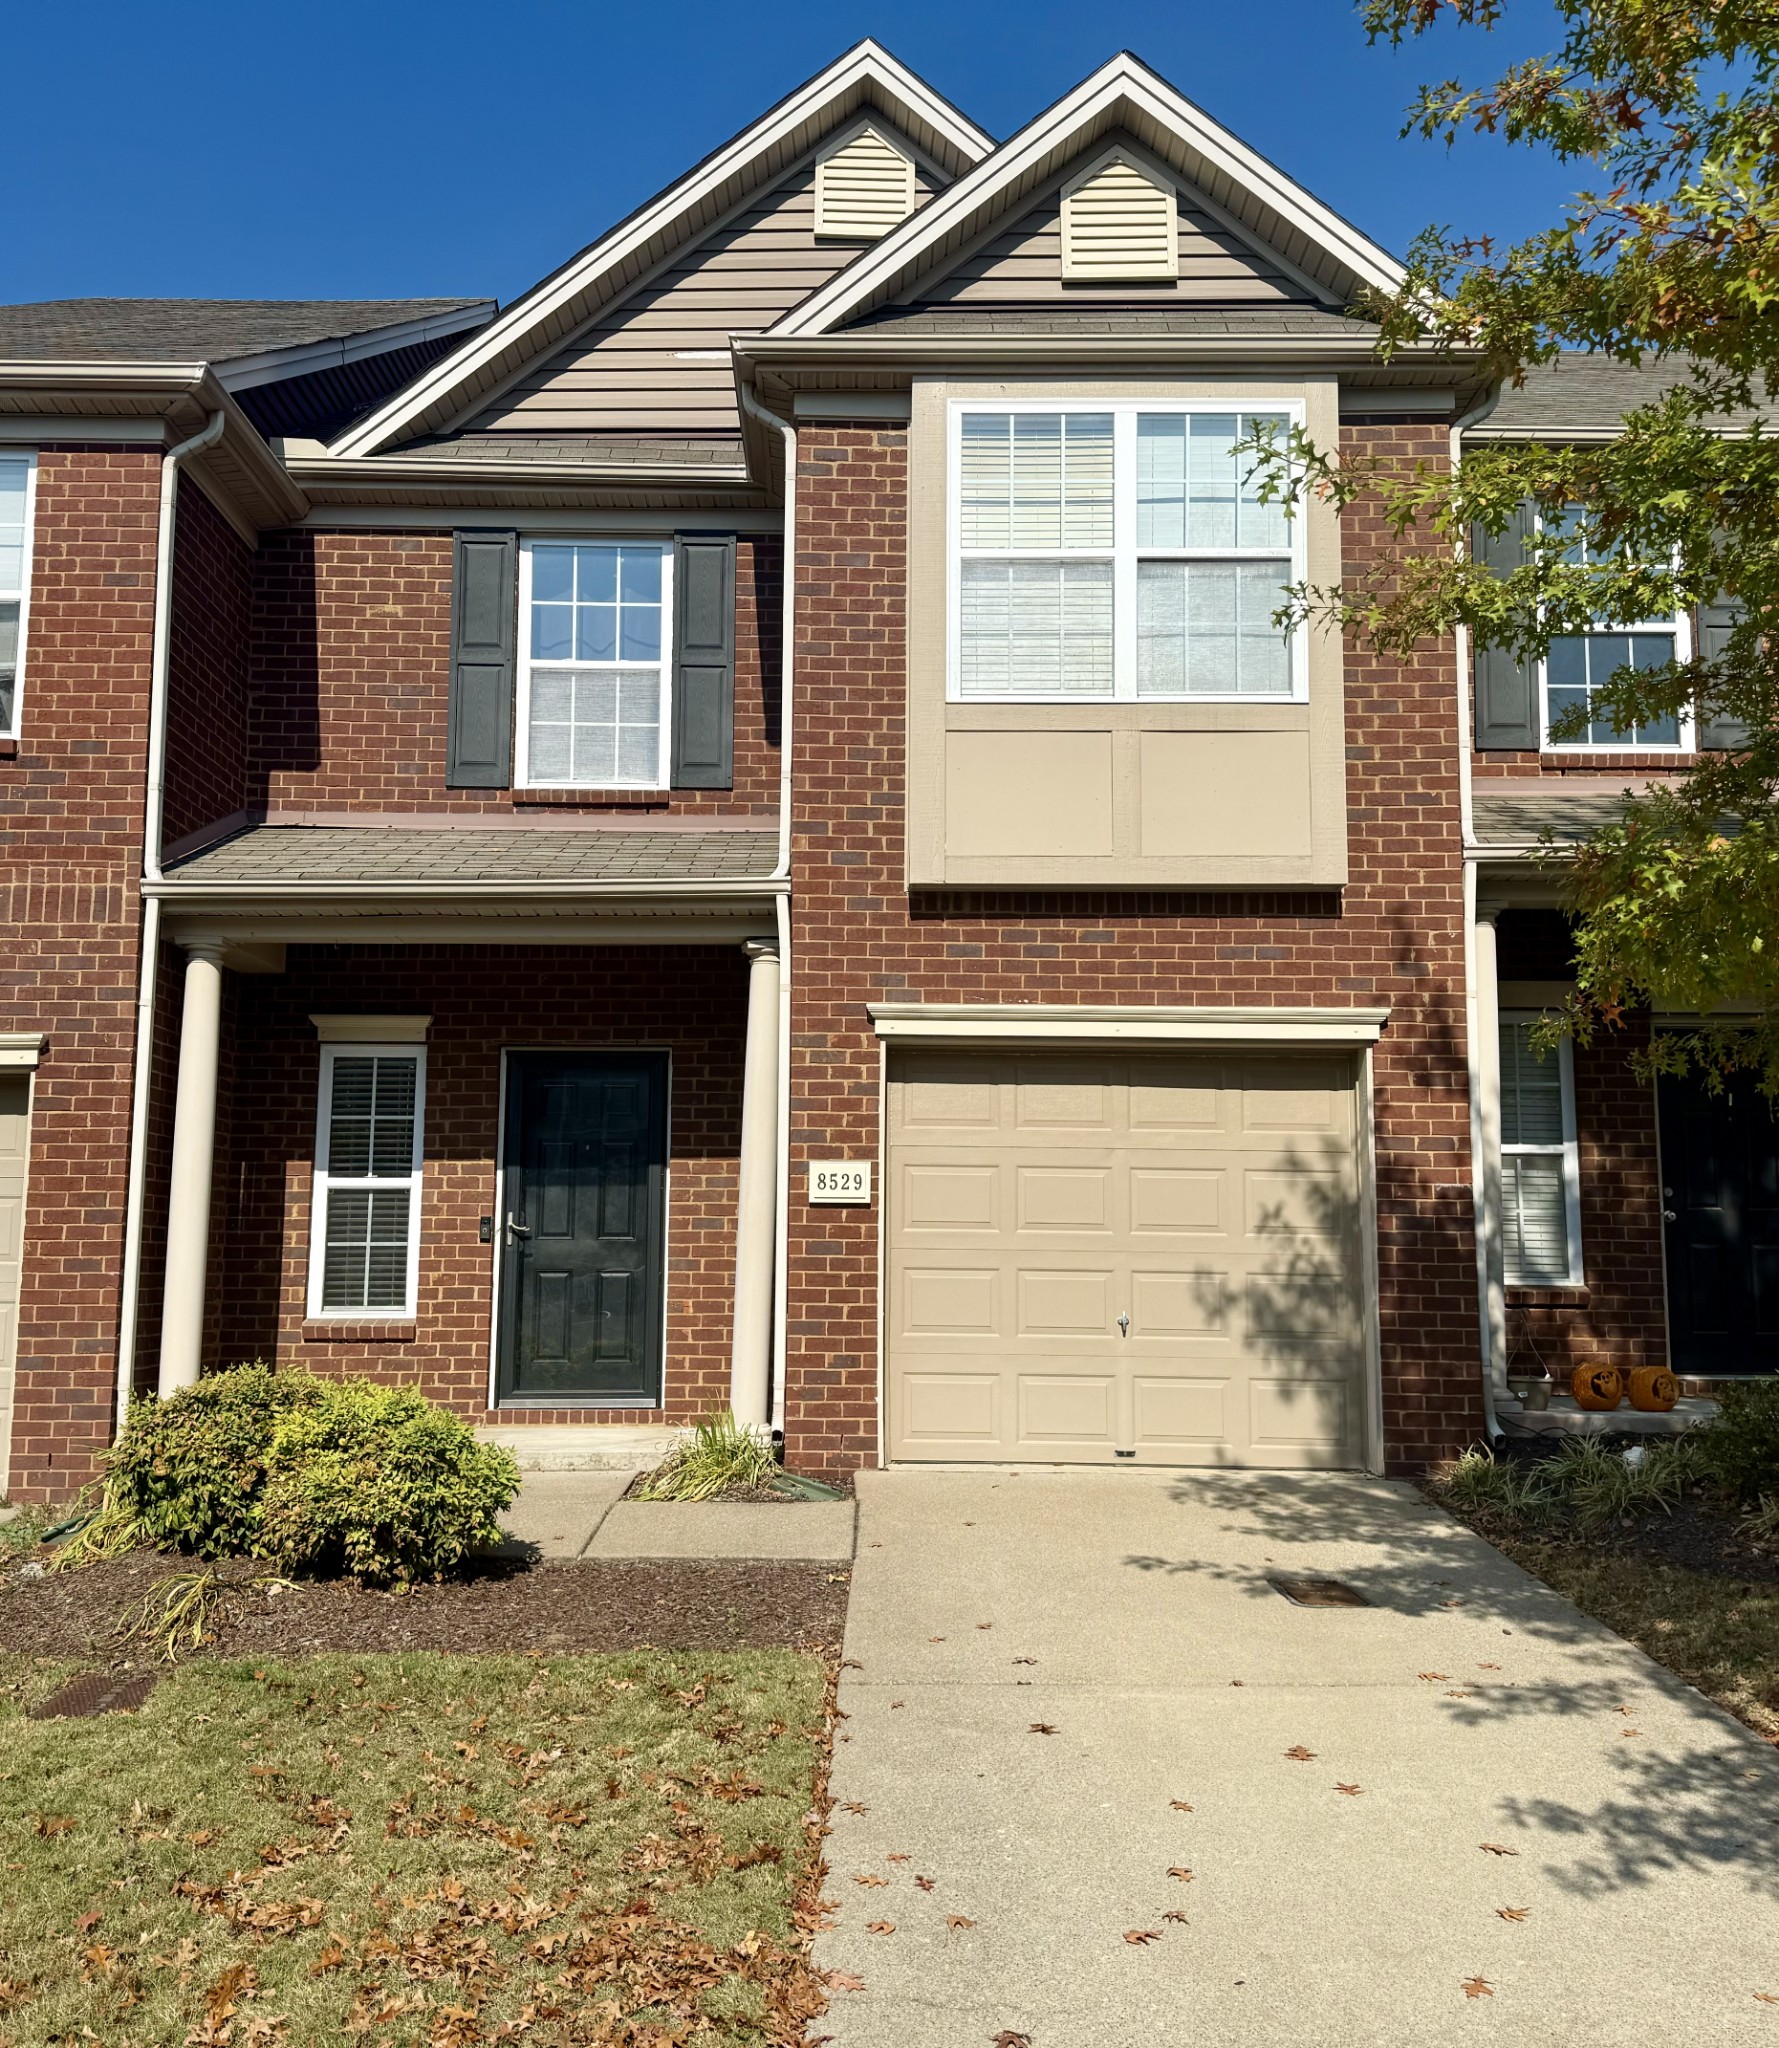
xmin=258 ymin=1381 xmax=519 ymax=1584
xmin=635 ymin=1409 xmax=780 ymax=1502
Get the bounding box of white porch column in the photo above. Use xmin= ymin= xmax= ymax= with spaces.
xmin=1474 ymin=902 xmax=1508 ymax=1397
xmin=730 ymin=938 xmax=781 ymax=1431
xmin=158 ymin=941 xmax=224 ymax=1397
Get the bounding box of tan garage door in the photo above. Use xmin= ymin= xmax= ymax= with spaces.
xmin=886 ymin=1052 xmax=1369 ymax=1467
xmin=0 ymin=1075 xmax=28 ymax=1498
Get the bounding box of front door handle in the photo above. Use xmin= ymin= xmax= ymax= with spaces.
xmin=1662 ymin=1209 xmax=1677 ymax=1222
xmin=506 ymin=1212 xmax=532 ymax=1242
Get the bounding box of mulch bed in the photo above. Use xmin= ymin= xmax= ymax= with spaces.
xmin=1427 ymin=1481 xmax=1779 ymax=1583
xmin=1 ymin=1552 xmax=850 ymax=1666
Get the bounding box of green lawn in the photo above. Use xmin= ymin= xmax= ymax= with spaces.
xmin=0 ymin=1651 xmax=829 ymax=2046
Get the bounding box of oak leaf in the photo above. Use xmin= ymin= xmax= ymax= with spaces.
xmin=947 ymin=1915 xmax=976 ymax=1931
xmin=1418 ymin=1673 xmax=1449 ymax=1682
xmin=1755 ymin=1992 xmax=1779 ymax=2005
xmin=1169 ymin=1799 xmax=1193 ymax=1812
xmin=1012 ymin=1657 xmax=1038 ymax=1666
xmin=1162 ymin=1910 xmax=1189 ymax=1924
xmin=887 ymin=1853 xmax=911 ymax=1863
xmin=867 ymin=1921 xmax=895 ymax=1936
xmin=1480 ymin=1843 xmax=1519 ymax=1857
xmin=33 ymin=1816 xmax=74 ymax=1839
xmin=1335 ymin=1783 xmax=1363 ymax=1796
xmin=1283 ymin=1746 xmax=1316 ymax=1762
xmin=1124 ymin=1928 xmax=1162 ymax=1946
xmin=1167 ymin=1868 xmax=1193 ymax=1882
xmin=1462 ymin=1977 xmax=1494 ymax=1999
xmin=854 ymin=1874 xmax=889 ymax=1888
xmin=992 ymin=2034 xmax=1033 ymax=2048
xmin=1497 ymin=1907 xmax=1530 ymax=1923
xmin=1029 ymin=1723 xmax=1058 ymax=1735
xmin=915 ymin=1875 xmax=936 ymax=1892
xmin=828 ymin=1971 xmax=865 ymax=1992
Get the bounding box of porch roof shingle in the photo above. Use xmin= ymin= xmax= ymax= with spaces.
xmin=1471 ymin=784 xmax=1645 ymax=846
xmin=165 ymin=824 xmax=780 ymax=887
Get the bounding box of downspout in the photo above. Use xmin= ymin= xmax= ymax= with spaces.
xmin=737 ymin=381 xmax=795 ymax=1431
xmin=1451 ymin=384 xmax=1504 ymax=1442
xmin=113 ymin=408 xmax=227 ymax=1429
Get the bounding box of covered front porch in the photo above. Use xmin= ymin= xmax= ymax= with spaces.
xmin=131 ymin=824 xmax=788 ymax=1443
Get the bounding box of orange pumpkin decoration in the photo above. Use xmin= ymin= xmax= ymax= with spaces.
xmin=1571 ymin=1363 xmax=1624 ymax=1411
xmin=1627 ymin=1366 xmax=1680 ymax=1413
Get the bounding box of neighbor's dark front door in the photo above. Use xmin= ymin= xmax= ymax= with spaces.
xmin=497 ymin=1052 xmax=668 ymax=1403
xmin=1658 ymin=1064 xmax=1779 ymax=1376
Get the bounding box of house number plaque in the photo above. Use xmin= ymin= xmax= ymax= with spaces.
xmin=809 ymin=1161 xmax=873 ymax=1205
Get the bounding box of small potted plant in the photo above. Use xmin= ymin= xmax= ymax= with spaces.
xmin=1504 ymin=1316 xmax=1553 ymax=1411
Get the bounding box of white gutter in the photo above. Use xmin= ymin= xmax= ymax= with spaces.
xmin=737 ymin=382 xmax=796 ymax=1429
xmin=113 ymin=409 xmax=226 ymax=1430
xmin=1451 ymin=382 xmax=1504 ymax=1442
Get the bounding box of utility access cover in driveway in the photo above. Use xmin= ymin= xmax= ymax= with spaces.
xmin=1267 ymin=1575 xmax=1372 ymax=1607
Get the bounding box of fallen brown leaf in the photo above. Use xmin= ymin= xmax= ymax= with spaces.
xmin=992 ymin=2033 xmax=1032 ymax=2048
xmin=1167 ymin=1868 xmax=1193 ymax=1882
xmin=33 ymin=1816 xmax=74 ymax=1839
xmin=1283 ymin=1746 xmax=1316 ymax=1762
xmin=1012 ymin=1657 xmax=1038 ymax=1666
xmin=1418 ymin=1673 xmax=1448 ymax=1682
xmin=928 ymin=1637 xmax=946 ymax=1644
xmin=1755 ymin=1992 xmax=1779 ymax=2005
xmin=1462 ymin=1977 xmax=1494 ymax=1999
xmin=840 ymin=1802 xmax=868 ymax=1815
xmin=887 ymin=1853 xmax=911 ymax=1863
xmin=867 ymin=1921 xmax=896 ymax=1936
xmin=1497 ymin=1907 xmax=1530 ymax=1923
xmin=76 ymin=1912 xmax=102 ymax=1934
xmin=947 ymin=1915 xmax=975 ymax=1932
xmin=1335 ymin=1784 xmax=1363 ymax=1796
xmin=915 ymin=1875 xmax=936 ymax=1892
xmin=1029 ymin=1723 xmax=1058 ymax=1735
xmin=1480 ymin=1843 xmax=1518 ymax=1857
xmin=828 ymin=1971 xmax=866 ymax=1992
xmin=977 ymin=1623 xmax=993 ymax=1631
xmin=1162 ymin=1910 xmax=1189 ymax=1924
xmin=854 ymin=1874 xmax=890 ymax=1888
xmin=1478 ymin=1662 xmax=1501 ymax=1671
xmin=1124 ymin=1928 xmax=1162 ymax=1946
xmin=1169 ymin=1799 xmax=1194 ymax=1813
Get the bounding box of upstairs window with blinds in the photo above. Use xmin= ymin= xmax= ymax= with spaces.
xmin=0 ymin=454 xmax=37 ymax=740
xmin=952 ymin=403 xmax=1301 ymax=702
xmin=308 ymin=1048 xmax=425 ymax=1317
xmin=1498 ymin=1015 xmax=1582 ymax=1287
xmin=1540 ymin=508 xmax=1692 ymax=750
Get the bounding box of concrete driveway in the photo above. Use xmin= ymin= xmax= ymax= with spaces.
xmin=814 ymin=1468 xmax=1779 ymax=2047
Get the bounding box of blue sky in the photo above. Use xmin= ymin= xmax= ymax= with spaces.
xmin=6 ymin=0 xmax=1579 ymax=307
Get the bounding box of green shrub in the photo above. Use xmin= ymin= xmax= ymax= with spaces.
xmin=96 ymin=1363 xmax=324 ymax=1559
xmin=259 ymin=1381 xmax=519 ymax=1584
xmin=1695 ymin=1378 xmax=1779 ymax=1506
xmin=635 ymin=1410 xmax=779 ymax=1502
xmin=1433 ymin=1444 xmax=1559 ymax=1526
xmin=1553 ymin=1434 xmax=1698 ymax=1530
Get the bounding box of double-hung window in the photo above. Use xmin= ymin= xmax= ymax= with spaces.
xmin=1498 ymin=1014 xmax=1583 ymax=1287
xmin=951 ymin=403 xmax=1302 ymax=701
xmin=517 ymin=540 xmax=672 ymax=788
xmin=1540 ymin=510 xmax=1691 ymax=750
xmin=308 ymin=1046 xmax=425 ymax=1317
xmin=0 ymin=453 xmax=37 ymax=739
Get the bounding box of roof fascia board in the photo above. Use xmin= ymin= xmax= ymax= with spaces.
xmin=329 ymin=43 xmax=992 ymax=461
xmin=738 ymin=335 xmax=1469 ymax=368
xmin=215 ymin=303 xmax=498 ymax=393
xmin=288 ymin=454 xmax=754 ymax=491
xmin=770 ymin=56 xmax=1405 ymax=341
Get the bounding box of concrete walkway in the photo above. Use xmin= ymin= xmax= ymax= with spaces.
xmin=496 ymin=1471 xmax=855 ymax=1560
xmin=816 ymin=1468 xmax=1779 ymax=2047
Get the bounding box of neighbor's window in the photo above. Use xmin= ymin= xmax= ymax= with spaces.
xmin=1540 ymin=509 xmax=1690 ymax=750
xmin=952 ymin=404 xmax=1300 ymax=702
xmin=518 ymin=540 xmax=672 ymax=787
xmin=308 ymin=1047 xmax=425 ymax=1317
xmin=0 ymin=453 xmax=38 ymax=738
xmin=1498 ymin=1014 xmax=1582 ymax=1287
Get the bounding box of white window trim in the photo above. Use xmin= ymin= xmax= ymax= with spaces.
xmin=1534 ymin=508 xmax=1693 ymax=753
xmin=0 ymin=451 xmax=40 ymax=743
xmin=1500 ymin=1013 xmax=1585 ymax=1288
xmin=945 ymin=398 xmax=1308 ymax=706
xmin=514 ymin=537 xmax=675 ymax=790
xmin=306 ymin=1042 xmax=426 ymax=1320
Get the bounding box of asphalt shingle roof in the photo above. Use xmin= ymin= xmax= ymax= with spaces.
xmin=0 ymin=299 xmax=487 ymax=365
xmin=1471 ymin=784 xmax=1646 ymax=846
xmin=166 ymin=825 xmax=779 ymax=887
xmin=1480 ymin=351 xmax=1766 ymax=437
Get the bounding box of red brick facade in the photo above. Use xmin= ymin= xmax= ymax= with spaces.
xmin=0 ymin=448 xmax=160 ymax=1498
xmin=779 ymin=419 xmax=1486 ymax=1478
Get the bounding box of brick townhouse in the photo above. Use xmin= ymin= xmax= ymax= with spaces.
xmin=0 ymin=45 xmax=1750 ymax=1503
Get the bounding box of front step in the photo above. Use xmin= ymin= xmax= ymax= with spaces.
xmin=476 ymin=1424 xmax=683 ymax=1473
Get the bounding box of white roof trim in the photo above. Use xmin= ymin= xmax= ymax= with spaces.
xmin=329 ymin=42 xmax=992 ymax=460
xmin=310 ymin=1013 xmax=432 ymax=1043
xmin=215 ymin=305 xmax=497 ymax=394
xmin=769 ymin=51 xmax=1404 ymax=340
xmin=869 ymin=1003 xmax=1390 ymax=1048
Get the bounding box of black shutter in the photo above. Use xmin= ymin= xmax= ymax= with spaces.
xmin=1471 ymin=503 xmax=1540 ymax=750
xmin=446 ymin=530 xmax=517 ymax=787
xmin=1697 ymin=596 xmax=1750 ymax=750
xmin=671 ymin=534 xmax=736 ymax=789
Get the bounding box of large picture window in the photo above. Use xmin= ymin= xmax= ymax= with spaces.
xmin=950 ymin=403 xmax=1302 ymax=703
xmin=0 ymin=453 xmax=38 ymax=740
xmin=1539 ymin=510 xmax=1691 ymax=751
xmin=308 ymin=1046 xmax=425 ymax=1317
xmin=1498 ymin=1014 xmax=1583 ymax=1287
xmin=517 ymin=540 xmax=672 ymax=788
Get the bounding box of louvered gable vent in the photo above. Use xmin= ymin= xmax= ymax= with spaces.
xmin=1061 ymin=152 xmax=1179 ymax=282
xmin=815 ymin=123 xmax=916 ymax=241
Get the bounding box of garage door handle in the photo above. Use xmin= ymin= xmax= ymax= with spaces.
xmin=1117 ymin=1313 xmax=1130 ymax=1337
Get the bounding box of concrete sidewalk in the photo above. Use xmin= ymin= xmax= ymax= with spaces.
xmin=816 ymin=1468 xmax=1779 ymax=2047
xmin=496 ymin=1472 xmax=854 ymax=1560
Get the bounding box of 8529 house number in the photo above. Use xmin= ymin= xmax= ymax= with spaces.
xmin=808 ymin=1161 xmax=872 ymax=1205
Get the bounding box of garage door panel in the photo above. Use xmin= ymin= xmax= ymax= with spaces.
xmin=901 ymin=1162 xmax=1000 ymax=1231
xmin=1018 ymin=1374 xmax=1117 ymax=1447
xmin=887 ymin=1052 xmax=1367 ymax=1469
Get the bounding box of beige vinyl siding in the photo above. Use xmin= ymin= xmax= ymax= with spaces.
xmin=900 ymin=181 xmax=1312 ymax=308
xmin=816 ymin=123 xmax=917 ymax=240
xmin=1061 ymin=155 xmax=1178 ymax=281
xmin=468 ymin=153 xmax=936 ymax=439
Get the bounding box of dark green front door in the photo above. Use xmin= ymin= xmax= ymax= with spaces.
xmin=498 ymin=1052 xmax=668 ymax=1403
